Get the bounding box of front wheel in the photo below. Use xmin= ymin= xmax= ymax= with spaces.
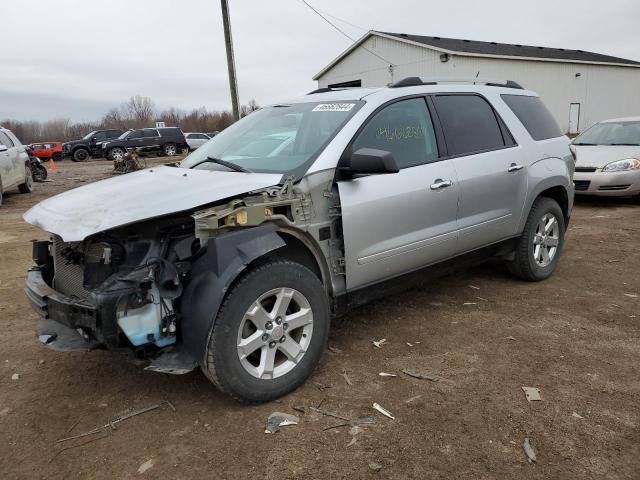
xmin=508 ymin=197 xmax=565 ymax=281
xmin=162 ymin=143 xmax=177 ymax=156
xmin=203 ymin=260 xmax=330 ymax=403
xmin=72 ymin=149 xmax=89 ymax=162
xmin=108 ymin=147 xmax=126 ymax=161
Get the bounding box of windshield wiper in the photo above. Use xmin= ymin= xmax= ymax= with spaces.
xmin=608 ymin=143 xmax=640 ymax=146
xmin=572 ymin=142 xmax=598 ymax=146
xmin=191 ymin=156 xmax=251 ymax=173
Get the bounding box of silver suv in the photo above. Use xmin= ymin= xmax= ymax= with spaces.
xmin=0 ymin=126 xmax=33 ymax=205
xmin=24 ymin=78 xmax=574 ymax=403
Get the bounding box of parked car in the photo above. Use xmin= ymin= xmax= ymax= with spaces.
xmin=0 ymin=127 xmax=33 ymax=205
xmin=102 ymin=127 xmax=188 ymax=160
xmin=29 ymin=141 xmax=63 ymax=161
xmin=184 ymin=132 xmax=210 ymax=150
xmin=24 ymin=78 xmax=573 ymax=403
xmin=571 ymin=117 xmax=640 ymax=196
xmin=62 ymin=129 xmax=124 ymax=161
xmin=206 ymin=131 xmax=220 ymax=138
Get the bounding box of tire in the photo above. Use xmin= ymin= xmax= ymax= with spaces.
xmin=52 ymin=152 xmax=62 ymax=162
xmin=0 ymin=177 xmax=3 ymax=206
xmin=33 ymin=164 xmax=47 ymax=182
xmin=18 ymin=164 xmax=34 ymax=193
xmin=162 ymin=143 xmax=177 ymax=157
xmin=108 ymin=147 xmax=125 ymax=161
xmin=203 ymin=260 xmax=330 ymax=403
xmin=72 ymin=149 xmax=89 ymax=162
xmin=508 ymin=197 xmax=565 ymax=281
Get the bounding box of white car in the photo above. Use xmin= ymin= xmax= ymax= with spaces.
xmin=184 ymin=133 xmax=210 ymax=151
xmin=0 ymin=127 xmax=33 ymax=206
xmin=571 ymin=117 xmax=640 ymax=196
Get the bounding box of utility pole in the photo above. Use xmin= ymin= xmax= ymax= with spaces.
xmin=220 ymin=0 xmax=240 ymax=121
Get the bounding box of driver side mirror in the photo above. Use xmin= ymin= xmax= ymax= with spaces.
xmin=0 ymin=144 xmax=7 ymax=153
xmin=339 ymin=148 xmax=399 ymax=178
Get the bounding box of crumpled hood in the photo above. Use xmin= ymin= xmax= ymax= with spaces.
xmin=574 ymin=145 xmax=640 ymax=168
xmin=23 ymin=166 xmax=282 ymax=241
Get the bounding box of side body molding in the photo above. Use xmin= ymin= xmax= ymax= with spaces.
xmin=180 ymin=225 xmax=286 ymax=366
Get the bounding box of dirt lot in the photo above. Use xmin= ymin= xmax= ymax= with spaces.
xmin=1 ymin=158 xmax=638 ymax=479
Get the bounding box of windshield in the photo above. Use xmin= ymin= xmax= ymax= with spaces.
xmin=573 ymin=121 xmax=640 ymax=145
xmin=82 ymin=131 xmax=97 ymax=140
xmin=180 ymin=101 xmax=363 ymax=174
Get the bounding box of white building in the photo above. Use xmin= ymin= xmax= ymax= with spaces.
xmin=313 ymin=31 xmax=640 ymax=134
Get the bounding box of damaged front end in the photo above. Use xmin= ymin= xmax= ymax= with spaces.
xmin=26 ymin=215 xmax=197 ymax=363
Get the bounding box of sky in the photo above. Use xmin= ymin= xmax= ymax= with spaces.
xmin=1 ymin=0 xmax=639 ymax=122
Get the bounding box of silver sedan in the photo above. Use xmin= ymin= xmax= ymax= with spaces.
xmin=571 ymin=117 xmax=640 ymax=197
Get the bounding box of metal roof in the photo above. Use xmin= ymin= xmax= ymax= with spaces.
xmin=313 ymin=31 xmax=640 ymax=80
xmin=380 ymin=32 xmax=640 ymax=66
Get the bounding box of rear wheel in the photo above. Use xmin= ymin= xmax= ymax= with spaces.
xmin=203 ymin=260 xmax=330 ymax=403
xmin=72 ymin=149 xmax=89 ymax=162
xmin=18 ymin=165 xmax=33 ymax=193
xmin=508 ymin=197 xmax=565 ymax=281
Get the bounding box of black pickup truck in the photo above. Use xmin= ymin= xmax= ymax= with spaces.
xmin=102 ymin=127 xmax=188 ymax=160
xmin=62 ymin=129 xmax=124 ymax=161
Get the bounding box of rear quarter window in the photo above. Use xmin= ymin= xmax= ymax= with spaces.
xmin=501 ymin=95 xmax=563 ymax=141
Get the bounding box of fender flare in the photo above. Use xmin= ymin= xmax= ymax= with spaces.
xmin=179 ymin=224 xmax=285 ymax=366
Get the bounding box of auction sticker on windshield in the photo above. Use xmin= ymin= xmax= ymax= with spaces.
xmin=312 ymin=103 xmax=355 ymax=112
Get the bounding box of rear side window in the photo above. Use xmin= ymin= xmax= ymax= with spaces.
xmin=501 ymin=95 xmax=562 ymax=140
xmin=143 ymin=129 xmax=159 ymax=138
xmin=107 ymin=131 xmax=121 ymax=138
xmin=433 ymin=94 xmax=507 ymax=156
xmin=0 ymin=132 xmax=14 ymax=147
xmin=352 ymin=98 xmax=438 ymax=169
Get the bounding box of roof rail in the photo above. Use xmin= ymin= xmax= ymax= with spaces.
xmin=389 ymin=77 xmax=524 ymax=89
xmin=307 ymin=87 xmax=336 ymax=94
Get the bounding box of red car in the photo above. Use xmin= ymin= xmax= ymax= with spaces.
xmin=29 ymin=142 xmax=63 ymax=161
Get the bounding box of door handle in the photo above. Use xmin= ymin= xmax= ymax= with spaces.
xmin=430 ymin=179 xmax=453 ymax=190
xmin=508 ymin=163 xmax=524 ymax=172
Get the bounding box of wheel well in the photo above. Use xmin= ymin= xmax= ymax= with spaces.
xmin=270 ymin=233 xmax=323 ymax=282
xmin=537 ymin=186 xmax=569 ymax=224
xmin=73 ymin=146 xmax=89 ymax=153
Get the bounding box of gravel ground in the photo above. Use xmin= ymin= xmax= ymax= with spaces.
xmin=0 ymin=158 xmax=638 ymax=479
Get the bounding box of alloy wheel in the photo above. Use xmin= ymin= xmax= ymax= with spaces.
xmin=532 ymin=213 xmax=560 ymax=267
xmin=236 ymin=287 xmax=313 ymax=380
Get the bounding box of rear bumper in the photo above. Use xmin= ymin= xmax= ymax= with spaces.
xmin=574 ymin=170 xmax=640 ymax=196
xmin=25 ymin=268 xmax=102 ymax=351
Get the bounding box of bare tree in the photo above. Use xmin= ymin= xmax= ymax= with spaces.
xmin=124 ymin=95 xmax=155 ymax=127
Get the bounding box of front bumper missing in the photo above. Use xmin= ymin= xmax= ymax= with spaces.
xmin=25 ymin=268 xmax=101 ymax=351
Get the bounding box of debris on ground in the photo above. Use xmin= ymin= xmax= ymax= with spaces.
xmin=341 ymin=371 xmax=353 ymax=386
xmin=572 ymin=412 xmax=584 ymax=419
xmin=56 ymin=401 xmax=175 ymax=444
xmin=505 ymin=336 xmax=517 ymax=341
xmin=405 ymin=395 xmax=423 ymax=404
xmin=378 ymin=372 xmax=397 ymax=377
xmin=315 ymin=382 xmax=332 ymax=391
xmin=469 ymin=285 xmax=480 ymax=290
xmin=293 ymin=405 xmax=350 ymax=422
xmin=476 ymin=296 xmax=489 ymax=302
xmin=463 ymin=302 xmax=477 ymax=306
xmin=137 ymin=459 xmax=154 ymax=474
xmin=406 ymin=342 xmax=413 ymax=347
xmin=265 ymin=412 xmax=299 ymax=434
xmin=522 ymin=386 xmax=542 ymax=402
xmin=523 ymin=437 xmax=537 ymax=463
xmin=369 ymin=462 xmax=383 ymax=472
xmin=624 ymin=293 xmax=638 ymax=298
xmin=327 ymin=346 xmax=342 ymax=354
xmin=401 ymin=369 xmax=437 ymax=381
xmin=347 ymin=437 xmax=357 ymax=447
xmin=11 ymin=373 xmax=19 ymax=380
xmin=373 ymin=402 xmax=395 ymax=420
xmin=372 ymin=338 xmax=388 ymax=348
xmin=324 ymin=417 xmax=375 ymax=431
xmin=38 ymin=359 xmax=45 ymax=365
xmin=349 ymin=425 xmax=364 ymax=436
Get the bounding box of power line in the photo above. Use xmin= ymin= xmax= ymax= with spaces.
xmin=313 ymin=7 xmax=367 ymax=31
xmin=297 ymin=0 xmax=393 ymax=66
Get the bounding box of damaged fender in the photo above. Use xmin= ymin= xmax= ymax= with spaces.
xmin=180 ymin=224 xmax=286 ymax=366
